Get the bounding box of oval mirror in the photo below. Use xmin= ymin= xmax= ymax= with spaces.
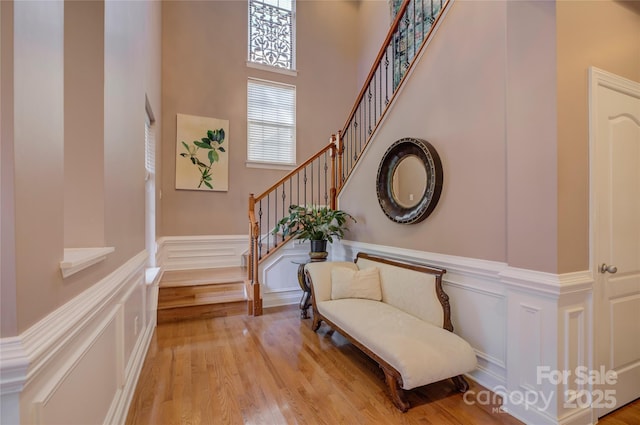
xmin=392 ymin=155 xmax=427 ymax=208
xmin=376 ymin=138 xmax=443 ymax=224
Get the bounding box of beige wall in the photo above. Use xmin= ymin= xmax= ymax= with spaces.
xmin=556 ymin=0 xmax=640 ymax=273
xmin=340 ymin=0 xmax=639 ymax=274
xmin=160 ymin=0 xmax=362 ymax=236
xmin=355 ymin=0 xmax=390 ymax=88
xmin=1 ymin=0 xmax=17 ymax=337
xmin=505 ymin=0 xmax=558 ymax=272
xmin=13 ymin=0 xmax=66 ymax=333
xmin=64 ymin=0 xmax=105 ymax=248
xmin=2 ymin=0 xmax=162 ymax=332
xmin=339 ymin=0 xmax=511 ymax=264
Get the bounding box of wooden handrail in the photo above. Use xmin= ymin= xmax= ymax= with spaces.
xmin=339 ymin=0 xmax=411 ymax=135
xmin=254 ymin=141 xmax=335 ymax=203
xmin=247 ymin=136 xmax=339 ymax=316
xmin=246 ymin=0 xmax=451 ymax=316
xmin=336 ymin=0 xmax=450 ymax=194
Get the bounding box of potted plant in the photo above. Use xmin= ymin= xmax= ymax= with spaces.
xmin=274 ymin=205 xmax=356 ymax=259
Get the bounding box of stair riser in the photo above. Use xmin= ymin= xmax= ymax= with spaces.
xmin=158 ymin=283 xmax=245 ymax=309
xmin=157 ymin=301 xmax=246 ymax=324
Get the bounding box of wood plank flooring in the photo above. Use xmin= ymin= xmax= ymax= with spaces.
xmin=157 ymin=267 xmax=247 ymax=323
xmin=127 ymin=306 xmax=528 ymax=425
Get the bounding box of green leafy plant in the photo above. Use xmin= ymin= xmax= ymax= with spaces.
xmin=179 ymin=129 xmax=226 ymax=189
xmin=273 ymin=205 xmax=356 ymax=243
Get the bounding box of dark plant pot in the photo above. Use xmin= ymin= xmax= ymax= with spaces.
xmin=309 ymin=240 xmax=328 ymax=261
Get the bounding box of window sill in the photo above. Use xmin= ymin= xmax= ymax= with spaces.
xmin=246 ymin=161 xmax=296 ymax=171
xmin=145 ymin=267 xmax=161 ymax=286
xmin=246 ymin=61 xmax=298 ymax=77
xmin=60 ymin=247 xmax=115 ymax=278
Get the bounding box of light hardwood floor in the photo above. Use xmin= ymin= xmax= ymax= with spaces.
xmin=126 ymin=306 xmax=638 ymax=425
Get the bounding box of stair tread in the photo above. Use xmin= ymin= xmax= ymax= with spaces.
xmin=158 ymin=294 xmax=246 ymax=310
xmin=160 ymin=266 xmax=246 ymax=288
xmin=158 ymin=282 xmax=245 ymax=309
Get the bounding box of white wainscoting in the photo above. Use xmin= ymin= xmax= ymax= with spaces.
xmin=0 ymin=250 xmax=159 ymax=425
xmin=334 ymin=240 xmax=594 ymax=425
xmin=334 ymin=241 xmax=509 ymax=389
xmin=2 ymin=235 xmax=594 ymax=424
xmin=157 ymin=235 xmax=248 ymax=271
xmin=259 ymin=239 xmax=325 ymax=308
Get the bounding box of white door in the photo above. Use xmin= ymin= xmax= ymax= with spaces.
xmin=592 ymin=67 xmax=640 ymax=418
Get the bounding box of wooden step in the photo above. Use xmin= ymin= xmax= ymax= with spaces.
xmin=157 ymin=301 xmax=247 ymax=323
xmin=158 ymin=282 xmax=245 ymax=309
xmin=160 ymin=266 xmax=246 ymax=288
xmin=157 ymin=267 xmax=248 ymax=323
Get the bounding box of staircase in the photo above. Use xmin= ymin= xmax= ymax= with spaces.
xmin=246 ymin=0 xmax=450 ymax=316
xmin=157 ymin=266 xmax=247 ymax=323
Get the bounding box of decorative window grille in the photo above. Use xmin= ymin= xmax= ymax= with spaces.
xmin=247 ymin=78 xmax=296 ymax=166
xmin=248 ymin=0 xmax=295 ymax=70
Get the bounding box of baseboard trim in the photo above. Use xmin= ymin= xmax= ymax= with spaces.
xmin=263 ymin=290 xmax=303 ymax=309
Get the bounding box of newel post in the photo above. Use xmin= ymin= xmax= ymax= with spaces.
xmin=247 ymin=193 xmax=262 ymax=316
xmin=248 ymin=193 xmax=255 ymax=281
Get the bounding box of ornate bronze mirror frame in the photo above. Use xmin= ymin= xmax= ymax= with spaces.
xmin=376 ymin=138 xmax=443 ymax=224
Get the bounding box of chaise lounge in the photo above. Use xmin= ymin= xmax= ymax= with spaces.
xmin=305 ymin=252 xmax=477 ymax=412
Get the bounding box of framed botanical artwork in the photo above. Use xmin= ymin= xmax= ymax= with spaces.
xmin=175 ymin=113 xmax=229 ymax=191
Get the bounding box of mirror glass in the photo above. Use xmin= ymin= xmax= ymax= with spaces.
xmin=391 ymin=155 xmax=427 ymax=208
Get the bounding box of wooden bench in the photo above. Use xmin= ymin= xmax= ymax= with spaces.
xmin=305 ymin=252 xmax=477 ymax=412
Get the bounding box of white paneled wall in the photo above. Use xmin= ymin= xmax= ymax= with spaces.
xmin=0 ymin=251 xmax=159 ymax=425
xmin=335 ymin=240 xmax=594 ymax=425
xmin=1 ymin=236 xmax=595 ymax=425
xmin=157 ymin=235 xmax=248 ymax=271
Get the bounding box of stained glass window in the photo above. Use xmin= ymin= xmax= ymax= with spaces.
xmin=391 ymin=0 xmax=443 ymax=89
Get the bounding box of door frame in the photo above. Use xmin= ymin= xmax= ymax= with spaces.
xmin=588 ymin=66 xmax=640 ymax=418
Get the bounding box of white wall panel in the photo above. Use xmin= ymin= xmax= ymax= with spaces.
xmin=157 ymin=235 xmax=248 ymax=270
xmin=33 ymin=316 xmax=118 ymax=425
xmin=4 ymin=251 xmax=157 ymax=425
xmin=335 ymin=239 xmax=594 ymax=425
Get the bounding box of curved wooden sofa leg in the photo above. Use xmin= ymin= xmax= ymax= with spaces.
xmin=382 ymin=367 xmax=410 ymax=412
xmin=452 ymin=375 xmax=470 ymax=393
xmin=312 ymin=315 xmax=322 ymax=332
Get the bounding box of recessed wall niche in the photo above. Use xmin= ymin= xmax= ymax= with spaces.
xmin=63 ymin=0 xmax=105 ymax=248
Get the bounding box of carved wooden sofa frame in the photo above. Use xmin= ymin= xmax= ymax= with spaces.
xmin=305 ymin=252 xmax=475 ymax=412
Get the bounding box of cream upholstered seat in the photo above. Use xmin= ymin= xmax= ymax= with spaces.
xmin=305 ymin=253 xmax=477 ymax=412
xmin=316 ymin=298 xmax=477 ymax=390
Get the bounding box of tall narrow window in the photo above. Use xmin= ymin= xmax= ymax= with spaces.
xmin=248 ymin=0 xmax=295 ymax=70
xmin=145 ymin=102 xmax=156 ymax=267
xmin=145 ymin=113 xmax=155 ymax=177
xmin=247 ymin=78 xmax=296 ymax=167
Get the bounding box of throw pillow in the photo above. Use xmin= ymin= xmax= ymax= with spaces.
xmin=331 ymin=266 xmax=382 ymax=301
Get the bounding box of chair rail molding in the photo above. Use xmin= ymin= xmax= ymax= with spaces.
xmin=1 ymin=250 xmax=158 ymax=425
xmin=0 ymin=336 xmax=29 ymax=424
xmin=335 ymin=240 xmax=594 ymax=425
